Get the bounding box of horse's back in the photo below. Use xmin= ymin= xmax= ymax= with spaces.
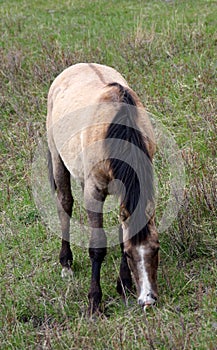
xmin=47 ymin=63 xmax=129 ymax=126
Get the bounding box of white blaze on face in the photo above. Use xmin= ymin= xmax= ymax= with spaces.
xmin=136 ymin=246 xmax=155 ymax=306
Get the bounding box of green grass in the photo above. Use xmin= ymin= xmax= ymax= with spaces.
xmin=0 ymin=0 xmax=217 ymax=349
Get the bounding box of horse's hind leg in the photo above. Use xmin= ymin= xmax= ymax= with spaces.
xmin=48 ymin=149 xmax=73 ymax=276
xmin=117 ymin=226 xmax=132 ymax=300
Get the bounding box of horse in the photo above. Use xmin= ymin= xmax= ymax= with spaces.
xmin=46 ymin=63 xmax=159 ymax=315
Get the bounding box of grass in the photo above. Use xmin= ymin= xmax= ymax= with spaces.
xmin=0 ymin=0 xmax=217 ymax=349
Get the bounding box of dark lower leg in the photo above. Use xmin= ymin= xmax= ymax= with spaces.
xmin=59 ymin=239 xmax=73 ymax=268
xmin=117 ymin=226 xmax=132 ymax=297
xmin=117 ymin=252 xmax=132 ymax=297
xmin=57 ymin=191 xmax=73 ymax=269
xmin=87 ymin=214 xmax=107 ymax=315
xmin=84 ymin=184 xmax=107 ymax=315
xmin=88 ymin=246 xmax=107 ymax=315
xmin=54 ymin=156 xmax=74 ymax=270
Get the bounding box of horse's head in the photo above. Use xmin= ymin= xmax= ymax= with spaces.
xmin=121 ymin=210 xmax=159 ymax=309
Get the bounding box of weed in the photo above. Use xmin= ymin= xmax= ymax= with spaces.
xmin=0 ymin=0 xmax=216 ymax=349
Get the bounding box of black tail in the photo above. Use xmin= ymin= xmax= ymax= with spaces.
xmin=47 ymin=149 xmax=57 ymax=193
xmin=106 ymin=83 xmax=154 ymax=233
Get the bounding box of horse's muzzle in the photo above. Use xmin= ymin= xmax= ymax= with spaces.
xmin=138 ymin=293 xmax=157 ymax=309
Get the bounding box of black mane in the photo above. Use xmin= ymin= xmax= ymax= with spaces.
xmin=106 ymin=83 xmax=154 ymax=237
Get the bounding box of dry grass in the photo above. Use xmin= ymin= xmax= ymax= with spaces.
xmin=0 ymin=0 xmax=216 ymax=349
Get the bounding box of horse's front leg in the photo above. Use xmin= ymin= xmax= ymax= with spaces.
xmin=88 ymin=239 xmax=106 ymax=315
xmin=117 ymin=225 xmax=132 ymax=300
xmin=85 ymin=185 xmax=107 ymax=316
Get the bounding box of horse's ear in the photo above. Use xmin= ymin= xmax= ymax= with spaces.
xmin=119 ymin=205 xmax=130 ymax=222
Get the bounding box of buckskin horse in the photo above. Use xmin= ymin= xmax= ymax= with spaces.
xmin=46 ymin=63 xmax=159 ymax=315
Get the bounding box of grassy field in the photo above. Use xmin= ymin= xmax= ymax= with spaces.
xmin=0 ymin=0 xmax=216 ymax=349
